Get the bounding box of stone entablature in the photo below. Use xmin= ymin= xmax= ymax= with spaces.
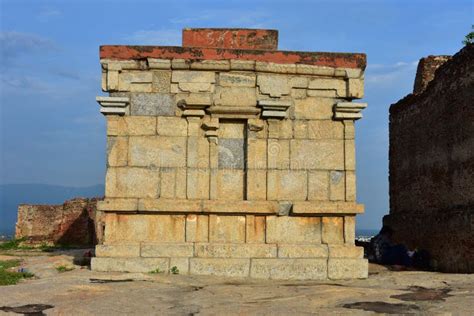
xmin=92 ymin=28 xmax=368 ymax=280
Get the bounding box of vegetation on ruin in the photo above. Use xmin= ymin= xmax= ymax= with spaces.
xmin=170 ymin=266 xmax=179 ymax=275
xmin=148 ymin=268 xmax=164 ymax=274
xmin=463 ymin=25 xmax=474 ymax=45
xmin=55 ymin=265 xmax=75 ymax=273
xmin=0 ymin=259 xmax=34 ymax=286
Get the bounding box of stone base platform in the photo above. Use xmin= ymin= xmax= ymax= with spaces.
xmin=91 ymin=243 xmax=368 ymax=280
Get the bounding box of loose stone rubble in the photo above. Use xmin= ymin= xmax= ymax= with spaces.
xmin=93 ymin=28 xmax=368 ymax=279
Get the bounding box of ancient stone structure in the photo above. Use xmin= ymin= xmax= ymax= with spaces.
xmin=385 ymin=45 xmax=474 ymax=273
xmin=16 ymin=198 xmax=103 ymax=246
xmin=92 ymin=28 xmax=368 ymax=279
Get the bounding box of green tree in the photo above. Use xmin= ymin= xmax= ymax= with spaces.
xmin=463 ymin=25 xmax=474 ymax=45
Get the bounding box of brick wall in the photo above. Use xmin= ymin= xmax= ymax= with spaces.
xmin=16 ymin=197 xmax=104 ymax=246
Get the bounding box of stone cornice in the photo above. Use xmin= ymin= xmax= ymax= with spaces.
xmin=333 ymin=102 xmax=367 ymax=120
xmin=96 ymin=96 xmax=129 ymax=115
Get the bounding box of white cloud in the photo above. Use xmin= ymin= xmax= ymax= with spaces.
xmin=365 ymin=60 xmax=418 ymax=85
xmin=0 ymin=31 xmax=57 ymax=63
xmin=38 ymin=8 xmax=62 ymax=22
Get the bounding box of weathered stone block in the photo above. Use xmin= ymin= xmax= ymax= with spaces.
xmin=328 ymin=245 xmax=363 ymax=258
xmin=118 ymin=71 xmax=153 ymax=92
xmin=172 ymin=70 xmax=216 ymax=83
xmin=345 ymin=171 xmax=356 ymax=201
xmin=345 ymin=139 xmax=356 ymax=170
xmin=308 ymin=171 xmax=329 ymax=201
xmin=178 ymin=82 xmax=213 ymax=93
xmin=329 ymin=170 xmax=345 ymax=201
xmin=250 ymin=258 xmax=327 ymax=280
xmin=130 ymin=93 xmax=175 ymax=116
xmin=267 ymin=139 xmax=290 ymax=169
xmin=104 ymin=214 xmax=185 ymax=243
xmin=187 ymin=137 xmax=209 ymax=169
xmin=247 ymin=138 xmax=267 ymax=169
xmin=218 ymin=138 xmax=245 ymax=169
xmin=186 ymin=168 xmax=210 ymax=199
xmin=308 ymin=120 xmax=344 ymax=140
xmin=91 ymin=257 xmax=169 ymax=273
xmin=195 ymin=243 xmax=276 ymax=258
xmin=189 ymin=258 xmax=250 ymax=277
xmin=266 ymin=216 xmax=321 ymax=244
xmin=322 ymin=217 xmax=344 ymax=244
xmin=293 ymin=120 xmax=308 ymax=139
xmin=257 ymin=74 xmax=290 ymax=97
xmin=308 ymin=78 xmax=347 ymax=97
xmin=347 ymin=78 xmax=364 ymax=99
xmin=290 ymin=140 xmax=344 ymax=170
xmin=105 ymin=167 xmax=160 ymax=198
xmin=186 ymin=214 xmax=209 ymax=242
xmin=230 ymin=59 xmax=255 ymax=71
xmin=152 ymin=70 xmax=171 ymax=93
xmin=95 ymin=244 xmax=140 ymax=257
xmin=294 ymin=97 xmax=334 ymax=119
xmin=327 ymin=258 xmax=368 ymax=279
xmin=246 ymin=170 xmax=267 ymax=200
xmin=214 ymin=86 xmax=257 ymax=107
xmin=344 ymin=216 xmax=356 ymax=244
xmin=159 ymin=168 xmax=176 ymax=198
xmin=277 ymin=244 xmax=328 ymax=258
xmin=157 ymin=117 xmax=188 ymax=137
xmin=107 ymin=136 xmax=128 ymax=167
xmin=128 ymin=136 xmax=187 ymax=168
xmin=245 ymin=215 xmax=266 ymax=243
xmin=219 ymin=72 xmax=256 ymax=87
xmin=141 ymin=243 xmax=194 ymax=257
xmin=107 ymin=116 xmax=156 ymax=136
xmin=267 ymin=170 xmax=307 ymax=200
xmin=209 ymin=215 xmax=246 ymax=243
xmin=217 ymin=169 xmax=244 ymax=200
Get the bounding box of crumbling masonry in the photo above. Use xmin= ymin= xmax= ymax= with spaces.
xmin=92 ymin=28 xmax=368 ymax=279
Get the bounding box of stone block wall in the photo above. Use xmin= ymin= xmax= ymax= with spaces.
xmin=92 ymin=28 xmax=368 ymax=279
xmin=16 ymin=198 xmax=103 ymax=246
xmin=385 ymin=45 xmax=474 ymax=273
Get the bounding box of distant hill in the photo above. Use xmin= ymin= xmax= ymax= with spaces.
xmin=0 ymin=183 xmax=104 ymax=235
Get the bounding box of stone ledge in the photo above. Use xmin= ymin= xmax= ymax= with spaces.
xmin=292 ymin=201 xmax=365 ymax=214
xmin=250 ymin=258 xmax=328 ymax=280
xmin=91 ymin=257 xmax=169 ymax=273
xmin=99 ymin=198 xmax=363 ymax=215
xmin=195 ymin=243 xmax=277 ymax=258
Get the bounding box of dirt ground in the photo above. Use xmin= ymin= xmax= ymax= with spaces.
xmin=0 ymin=250 xmax=473 ymax=315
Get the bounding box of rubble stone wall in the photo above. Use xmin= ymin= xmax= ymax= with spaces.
xmin=16 ymin=198 xmax=103 ymax=246
xmin=386 ymin=45 xmax=474 ymax=273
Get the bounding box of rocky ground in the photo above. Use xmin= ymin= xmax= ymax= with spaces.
xmin=0 ymin=250 xmax=473 ymax=315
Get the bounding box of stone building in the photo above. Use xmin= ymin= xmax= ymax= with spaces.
xmin=92 ymin=28 xmax=368 ymax=279
xmin=385 ymin=45 xmax=474 ymax=273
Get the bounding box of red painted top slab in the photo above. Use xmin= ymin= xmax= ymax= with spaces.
xmin=101 ymin=46 xmax=366 ymax=69
xmin=182 ymin=28 xmax=278 ymax=50
xmin=100 ymin=28 xmax=366 ymax=69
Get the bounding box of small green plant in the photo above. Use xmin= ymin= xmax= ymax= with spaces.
xmin=170 ymin=266 xmax=179 ymax=275
xmin=55 ymin=265 xmax=74 ymax=273
xmin=0 ymin=238 xmax=30 ymax=251
xmin=148 ymin=268 xmax=163 ymax=274
xmin=462 ymin=25 xmax=474 ymax=45
xmin=0 ymin=260 xmax=34 ymax=285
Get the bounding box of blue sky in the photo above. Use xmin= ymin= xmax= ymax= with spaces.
xmin=0 ymin=0 xmax=472 ymax=230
